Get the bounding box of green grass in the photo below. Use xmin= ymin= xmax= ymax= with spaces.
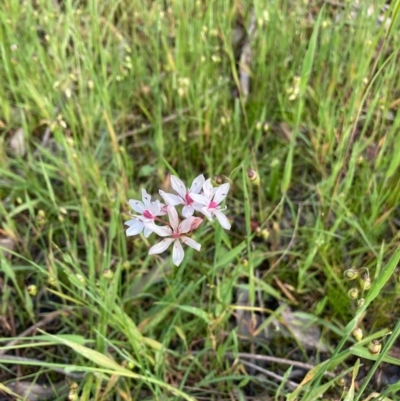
xmin=1 ymin=0 xmax=400 ymax=400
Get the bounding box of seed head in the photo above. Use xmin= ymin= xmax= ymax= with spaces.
xmin=247 ymin=169 xmax=260 ymax=186
xmin=347 ymin=287 xmax=359 ymax=299
xmin=359 ymin=273 xmax=371 ymax=290
xmin=368 ymin=340 xmax=382 ymax=355
xmin=344 ymin=268 xmax=359 ymax=280
xmin=27 ymin=284 xmax=38 ymax=296
xmin=352 ymin=327 xmax=363 ymax=342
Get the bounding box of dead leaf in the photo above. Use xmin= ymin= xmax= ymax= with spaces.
xmin=281 ymin=307 xmax=327 ymax=352
xmin=238 ymin=9 xmax=256 ymax=102
xmin=9 ymin=127 xmax=26 ymax=156
xmin=5 ymin=381 xmax=69 ymax=401
xmin=0 ymin=236 xmax=15 ymax=259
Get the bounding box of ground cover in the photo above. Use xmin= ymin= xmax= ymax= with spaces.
xmin=1 ymin=0 xmax=400 ymax=400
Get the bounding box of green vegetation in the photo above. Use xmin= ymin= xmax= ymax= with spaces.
xmin=1 ymin=0 xmax=400 ymax=399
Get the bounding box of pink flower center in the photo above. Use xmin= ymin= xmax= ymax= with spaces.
xmin=209 ymin=201 xmax=218 ymax=209
xmin=185 ymin=193 xmax=193 ymax=204
xmin=172 ymin=232 xmax=180 ymax=239
xmin=143 ymin=210 xmax=154 ymax=219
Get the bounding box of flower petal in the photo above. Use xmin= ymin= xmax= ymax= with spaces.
xmin=181 ymin=236 xmax=201 ymax=251
xmin=190 ymin=174 xmax=205 ymax=194
xmin=167 ymin=205 xmax=179 ymax=230
xmin=159 ymin=190 xmax=183 ymax=206
xmin=129 ymin=199 xmax=145 ymax=214
xmin=149 ymin=238 xmax=174 ymax=255
xmin=141 ymin=188 xmax=152 ymax=208
xmin=143 ymin=225 xmax=153 ymax=238
xmin=146 ymin=223 xmax=172 ymax=237
xmin=171 ymin=176 xmax=187 ymax=198
xmin=213 ymin=183 xmax=230 ymax=205
xmin=190 ymin=217 xmax=203 ymax=230
xmin=125 ymin=219 xmax=144 ymax=236
xmin=215 ymin=210 xmax=231 ymax=230
xmin=172 ymin=240 xmax=185 ymax=266
xmin=148 ymin=199 xmax=165 ymax=216
xmin=201 ymin=206 xmax=213 ymax=220
xmin=190 ymin=193 xmax=208 ymax=206
xmin=202 ymin=178 xmax=214 ymax=199
xmin=179 ymin=217 xmax=193 ymax=234
xmin=182 ymin=205 xmax=194 ymax=218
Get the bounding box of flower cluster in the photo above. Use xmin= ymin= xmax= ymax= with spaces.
xmin=125 ymin=175 xmax=230 ymax=266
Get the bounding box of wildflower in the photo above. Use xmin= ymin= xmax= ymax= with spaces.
xmin=159 ymin=174 xmax=205 ymax=218
xmin=190 ymin=178 xmax=231 ymax=230
xmin=147 ymin=206 xmax=201 ymax=266
xmin=125 ymin=189 xmax=166 ymax=238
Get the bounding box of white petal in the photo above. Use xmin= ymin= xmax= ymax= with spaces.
xmin=171 ymin=176 xmax=187 ymax=198
xmin=202 ymin=178 xmax=214 ymax=199
xmin=215 ymin=210 xmax=231 ymax=230
xmin=141 ymin=188 xmax=152 ymax=208
xmin=213 ymin=183 xmax=230 ymax=205
xmin=159 ymin=190 xmax=183 ymax=206
xmin=147 ymin=199 xmax=163 ymax=216
xmin=143 ymin=226 xmax=153 ymax=238
xmin=146 ymin=222 xmax=172 ymax=237
xmin=190 ymin=193 xmax=208 ymax=206
xmin=129 ymin=199 xmax=145 ymax=214
xmin=172 ymin=240 xmax=185 ymax=266
xmin=149 ymin=238 xmax=174 ymax=255
xmin=125 ymin=219 xmax=144 ymax=236
xmin=179 ymin=217 xmax=193 ymax=234
xmin=200 ymin=206 xmax=213 ymax=220
xmin=182 ymin=205 xmax=194 ymax=218
xmin=190 ymin=174 xmax=205 ymax=194
xmin=167 ymin=205 xmax=179 ymax=230
xmin=181 ymin=236 xmax=201 ymax=251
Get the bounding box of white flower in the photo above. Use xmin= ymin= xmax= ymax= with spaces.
xmin=190 ymin=179 xmax=231 ymax=230
xmin=147 ymin=206 xmax=201 ymax=266
xmin=159 ymin=174 xmax=205 ymax=218
xmin=125 ymin=189 xmax=166 ymax=238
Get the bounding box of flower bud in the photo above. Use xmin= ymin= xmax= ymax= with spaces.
xmin=357 ymin=298 xmax=365 ymax=307
xmin=247 ymin=169 xmax=260 ymax=186
xmin=352 ymin=327 xmax=363 ymax=342
xmin=76 ymin=274 xmax=86 ymax=285
xmin=344 ymin=268 xmax=359 ymax=280
xmin=212 ymin=175 xmax=229 ymax=185
xmin=103 ymin=269 xmax=114 ymax=279
xmin=27 ymin=284 xmax=37 ymax=296
xmin=359 ymin=273 xmax=371 ymax=290
xmin=348 ymin=287 xmax=359 ymax=299
xmin=260 ymin=229 xmax=270 ymax=240
xmin=368 ymin=339 xmax=382 ymax=355
xmin=69 ymin=382 xmax=78 ymax=391
xmin=190 ymin=217 xmax=203 ymax=231
xmin=336 ymin=377 xmax=346 ymax=387
xmin=48 ymin=276 xmax=56 ymax=286
xmin=68 ymin=390 xmax=78 ymax=401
